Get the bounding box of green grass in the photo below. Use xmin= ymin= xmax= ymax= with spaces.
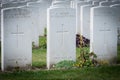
xmin=32 ymin=46 xmax=88 ymax=68
xmin=39 ymin=36 xmax=46 ymax=49
xmin=0 ymin=66 xmax=120 ymax=80
xmin=32 ymin=48 xmax=46 ymax=68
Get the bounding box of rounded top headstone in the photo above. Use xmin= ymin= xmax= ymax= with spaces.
xmin=111 ymin=4 xmax=120 ymax=7
xmin=106 ymin=0 xmax=112 ymax=1
xmin=51 ymin=0 xmax=71 ymax=8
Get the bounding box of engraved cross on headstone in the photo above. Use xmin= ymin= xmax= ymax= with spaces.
xmin=11 ymin=25 xmax=24 ymax=48
xmin=56 ymin=24 xmax=68 ymax=46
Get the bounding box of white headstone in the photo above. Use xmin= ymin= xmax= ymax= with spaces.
xmin=112 ymin=0 xmax=120 ymax=2
xmin=26 ymin=1 xmax=37 ymax=5
xmin=22 ymin=5 xmax=39 ymax=47
xmin=87 ymin=0 xmax=104 ymax=1
xmin=90 ymin=6 xmax=117 ymax=63
xmin=2 ymin=2 xmax=27 ymax=8
xmin=76 ymin=1 xmax=91 ymax=34
xmin=28 ymin=0 xmax=52 ymax=36
xmin=99 ymin=0 xmax=107 ymax=1
xmin=0 ymin=7 xmax=1 ymax=41
xmin=1 ymin=7 xmax=32 ymax=71
xmin=80 ymin=0 xmax=100 ymax=40
xmin=100 ymin=1 xmax=120 ymax=6
xmin=80 ymin=1 xmax=100 ymax=40
xmin=92 ymin=1 xmax=100 ymax=6
xmin=47 ymin=0 xmax=76 ymax=69
xmin=1 ymin=1 xmax=27 ymax=41
xmin=111 ymin=4 xmax=120 ymax=44
xmin=71 ymin=0 xmax=76 ymax=8
xmin=81 ymin=5 xmax=93 ymax=40
xmin=1 ymin=0 xmax=12 ymax=4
